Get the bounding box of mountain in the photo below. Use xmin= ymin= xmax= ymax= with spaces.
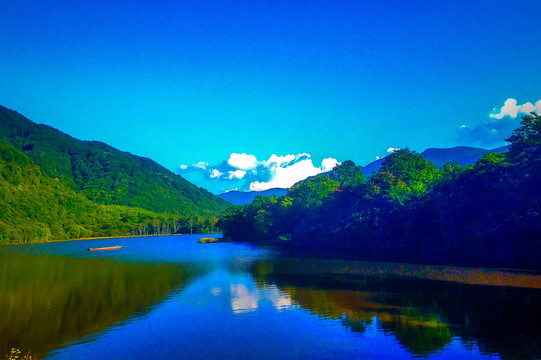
xmin=217 ymin=188 xmax=288 ymax=205
xmin=362 ymin=146 xmax=508 ymax=175
xmin=0 ymin=140 xmax=162 ymax=243
xmin=0 ymin=105 xmax=230 ymax=244
xmin=0 ymin=105 xmax=229 ymax=215
xmin=220 ymin=146 xmax=511 ymax=206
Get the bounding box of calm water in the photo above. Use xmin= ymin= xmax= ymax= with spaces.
xmin=1 ymin=235 xmax=540 ymax=360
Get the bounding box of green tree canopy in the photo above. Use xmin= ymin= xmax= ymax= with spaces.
xmin=505 ymin=112 xmax=541 ymax=165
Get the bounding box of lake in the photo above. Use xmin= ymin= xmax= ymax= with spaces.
xmin=1 ymin=235 xmax=540 ymax=359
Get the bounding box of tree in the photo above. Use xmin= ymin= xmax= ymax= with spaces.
xmin=381 ymin=148 xmax=437 ymax=184
xmin=505 ymin=113 xmax=541 ymax=165
xmin=332 ymin=160 xmax=364 ymax=187
xmin=379 ymin=148 xmax=438 ymax=198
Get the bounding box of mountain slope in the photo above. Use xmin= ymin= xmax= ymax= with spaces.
xmin=217 ymin=188 xmax=288 ymax=205
xmin=362 ymin=146 xmax=508 ymax=175
xmin=0 ymin=140 xmax=167 ymax=243
xmin=0 ymin=105 xmax=229 ymax=215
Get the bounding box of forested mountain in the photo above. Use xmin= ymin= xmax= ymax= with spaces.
xmin=219 ymin=147 xmax=505 ymax=206
xmin=0 ymin=106 xmax=229 ymax=214
xmin=0 ymin=105 xmax=230 ymax=244
xmin=218 ymin=114 xmax=541 ymax=268
xmin=362 ymin=146 xmax=508 ymax=175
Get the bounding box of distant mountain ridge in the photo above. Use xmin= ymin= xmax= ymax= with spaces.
xmin=0 ymin=105 xmax=229 ymax=215
xmin=217 ymin=188 xmax=287 ymax=205
xmin=221 ymin=145 xmax=510 ymax=206
xmin=362 ymin=146 xmax=508 ymax=175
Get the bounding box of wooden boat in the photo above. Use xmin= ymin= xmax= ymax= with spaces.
xmin=88 ymin=245 xmax=123 ymax=251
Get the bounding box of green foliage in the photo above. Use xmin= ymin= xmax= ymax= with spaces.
xmin=0 ymin=105 xmax=229 ymax=216
xmin=3 ymin=348 xmax=37 ymax=360
xmin=505 ymin=112 xmax=541 ymax=165
xmin=219 ymin=116 xmax=541 ymax=265
xmin=0 ymin=141 xmax=220 ymax=244
xmin=331 ymin=160 xmax=364 ymax=187
xmin=380 ymin=148 xmax=439 ymax=199
xmin=0 ymin=106 xmax=228 ymax=243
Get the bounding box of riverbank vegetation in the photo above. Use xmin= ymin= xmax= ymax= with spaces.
xmin=218 ymin=113 xmax=541 ymax=268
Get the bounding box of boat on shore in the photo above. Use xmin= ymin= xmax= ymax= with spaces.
xmin=88 ymin=245 xmax=123 ymax=251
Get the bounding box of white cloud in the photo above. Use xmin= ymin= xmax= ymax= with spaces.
xmin=180 ymin=152 xmax=339 ymax=192
xmin=265 ymin=154 xmax=296 ymax=167
xmin=226 ymin=170 xmax=246 ymax=180
xmin=520 ymin=100 xmax=541 ymax=115
xmin=193 ymin=161 xmax=209 ymax=170
xmin=227 ymin=153 xmax=258 ymax=170
xmin=459 ymin=98 xmax=541 ymax=146
xmin=321 ymin=158 xmax=339 ymax=172
xmin=209 ymin=169 xmax=223 ymax=178
xmin=249 ymin=154 xmax=338 ymax=191
xmin=490 ymin=98 xmax=541 ymax=119
xmin=387 ymin=147 xmax=400 ymax=153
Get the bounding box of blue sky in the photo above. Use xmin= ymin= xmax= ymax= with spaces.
xmin=1 ymin=0 xmax=540 ymax=193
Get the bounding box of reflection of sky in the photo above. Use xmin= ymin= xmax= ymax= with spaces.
xmin=47 ymin=267 xmax=499 ymax=360
xmin=229 ymin=283 xmax=293 ymax=314
xmin=40 ymin=237 xmax=500 ymax=360
xmin=173 ymin=270 xmax=294 ymax=314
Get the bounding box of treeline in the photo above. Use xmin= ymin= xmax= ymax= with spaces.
xmin=218 ymin=114 xmax=541 ymax=267
xmin=0 ymin=140 xmax=218 ymax=244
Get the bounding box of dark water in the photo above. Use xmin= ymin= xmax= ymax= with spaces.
xmin=1 ymin=235 xmax=540 ymax=360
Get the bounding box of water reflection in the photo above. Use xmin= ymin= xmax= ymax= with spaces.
xmin=0 ymin=254 xmax=194 ymax=357
xmin=229 ymin=283 xmax=293 ymax=314
xmin=251 ymin=258 xmax=541 ymax=359
xmin=2 ymin=237 xmax=540 ymax=360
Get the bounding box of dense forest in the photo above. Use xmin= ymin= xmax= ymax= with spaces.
xmin=218 ymin=113 xmax=541 ymax=268
xmin=0 ymin=106 xmax=230 ymax=244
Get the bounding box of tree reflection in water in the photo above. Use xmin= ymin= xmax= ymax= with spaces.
xmin=0 ymin=255 xmax=194 ymax=357
xmin=251 ymin=258 xmax=541 ymax=359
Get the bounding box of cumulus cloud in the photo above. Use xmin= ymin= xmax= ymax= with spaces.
xmin=250 ymin=155 xmax=337 ymax=191
xmin=489 ymin=99 xmax=541 ymax=119
xmin=179 ymin=152 xmax=339 ymax=192
xmin=209 ymin=169 xmax=224 ymax=179
xmin=227 ymin=153 xmax=258 ymax=170
xmin=226 ymin=170 xmax=247 ymax=180
xmin=266 ymin=154 xmax=296 ymax=167
xmin=321 ymin=158 xmax=339 ymax=172
xmin=458 ymin=98 xmax=541 ymax=146
xmin=193 ymin=161 xmax=209 ymax=169
xmin=386 ymin=147 xmax=400 ymax=153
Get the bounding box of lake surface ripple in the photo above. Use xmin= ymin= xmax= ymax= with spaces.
xmin=1 ymin=235 xmax=540 ymax=359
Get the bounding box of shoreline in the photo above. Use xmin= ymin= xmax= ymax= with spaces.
xmin=0 ymin=233 xmax=221 ymax=246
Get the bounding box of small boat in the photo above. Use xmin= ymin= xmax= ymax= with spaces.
xmin=88 ymin=245 xmax=123 ymax=251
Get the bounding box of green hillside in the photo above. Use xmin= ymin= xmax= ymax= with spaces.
xmin=0 ymin=140 xmax=161 ymax=243
xmin=218 ymin=114 xmax=541 ymax=268
xmin=0 ymin=105 xmax=230 ymax=244
xmin=0 ymin=105 xmax=229 ymax=215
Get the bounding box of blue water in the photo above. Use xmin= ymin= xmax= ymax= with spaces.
xmin=3 ymin=235 xmax=538 ymax=359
